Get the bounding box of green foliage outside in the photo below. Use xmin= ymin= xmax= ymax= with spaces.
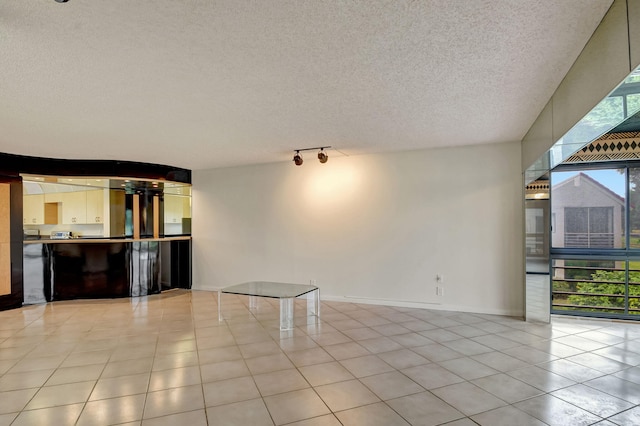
xmin=554 ymin=268 xmax=640 ymax=315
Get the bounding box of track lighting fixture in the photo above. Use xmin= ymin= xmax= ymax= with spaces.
xmin=317 ymin=148 xmax=328 ymax=164
xmin=292 ymin=146 xmax=331 ymax=166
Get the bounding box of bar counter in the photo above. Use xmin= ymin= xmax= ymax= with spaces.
xmin=24 ymin=236 xmax=191 ymax=244
xmin=23 ymin=237 xmax=191 ymax=304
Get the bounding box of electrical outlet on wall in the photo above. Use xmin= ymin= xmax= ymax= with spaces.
xmin=436 ymin=286 xmax=444 ymax=296
xmin=310 ymin=279 xmax=317 ymax=286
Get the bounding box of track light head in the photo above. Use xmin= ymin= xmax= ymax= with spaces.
xmin=293 ymin=151 xmax=303 ymax=166
xmin=55 ymin=0 xmax=69 ymax=3
xmin=318 ymin=149 xmax=328 ymax=164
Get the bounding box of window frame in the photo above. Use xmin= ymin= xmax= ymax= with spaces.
xmin=550 ymin=161 xmax=640 ymax=319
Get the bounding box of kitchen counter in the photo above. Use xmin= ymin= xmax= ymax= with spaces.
xmin=24 ymin=236 xmax=191 ymax=244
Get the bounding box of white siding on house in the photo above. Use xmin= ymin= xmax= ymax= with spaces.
xmin=551 ymin=173 xmax=624 ymax=248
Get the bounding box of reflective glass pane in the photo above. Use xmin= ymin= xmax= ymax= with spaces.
xmin=551 ymin=169 xmax=625 ymax=248
xmin=164 ymin=193 xmax=192 ymax=236
xmin=550 ymin=97 xmax=625 ymax=169
xmin=526 ymin=64 xmax=640 ymax=178
xmin=525 ymin=199 xmax=549 ymax=274
xmin=627 ymin=93 xmax=640 ymax=117
xmin=526 ymin=208 xmax=544 ymax=255
xmin=163 ymin=182 xmax=192 ymax=236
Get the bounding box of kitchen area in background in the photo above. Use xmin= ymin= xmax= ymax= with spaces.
xmin=20 ymin=174 xmax=192 ymax=305
xmin=21 ymin=174 xmax=192 ymax=240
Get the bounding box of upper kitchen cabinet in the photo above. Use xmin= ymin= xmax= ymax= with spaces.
xmin=24 ymin=194 xmax=58 ymax=225
xmin=23 ymin=194 xmax=44 ymax=225
xmin=85 ymin=190 xmax=105 ymax=224
xmin=23 ymin=177 xmax=107 ymax=226
xmin=61 ymin=191 xmax=87 ymax=225
xmin=56 ymin=189 xmax=105 ymax=225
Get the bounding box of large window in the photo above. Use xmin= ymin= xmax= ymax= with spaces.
xmin=550 ymin=165 xmax=640 ymax=319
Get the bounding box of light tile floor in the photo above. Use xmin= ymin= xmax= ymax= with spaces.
xmin=0 ymin=290 xmax=639 ymax=425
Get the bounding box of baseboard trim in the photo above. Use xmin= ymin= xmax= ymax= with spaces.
xmin=322 ymin=295 xmax=523 ymax=317
xmin=192 ymin=283 xmax=523 ymax=318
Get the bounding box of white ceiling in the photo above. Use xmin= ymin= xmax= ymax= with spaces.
xmin=0 ymin=0 xmax=613 ymax=171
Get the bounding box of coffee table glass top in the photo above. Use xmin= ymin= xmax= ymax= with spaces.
xmin=220 ymin=281 xmax=318 ymax=299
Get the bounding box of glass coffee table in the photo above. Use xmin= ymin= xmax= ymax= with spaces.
xmin=218 ymin=281 xmax=320 ymax=330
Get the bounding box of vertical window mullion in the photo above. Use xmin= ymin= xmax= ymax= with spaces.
xmin=626 ymin=167 xmax=630 ymax=315
xmin=626 ymin=167 xmax=630 ymax=250
xmin=587 ymin=207 xmax=593 ymax=248
xmin=626 ymin=260 xmax=630 ymax=315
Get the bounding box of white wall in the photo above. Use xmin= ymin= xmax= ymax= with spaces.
xmin=192 ymin=142 xmax=523 ymax=316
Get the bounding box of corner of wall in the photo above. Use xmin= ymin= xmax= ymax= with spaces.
xmin=522 ymin=100 xmax=553 ymax=171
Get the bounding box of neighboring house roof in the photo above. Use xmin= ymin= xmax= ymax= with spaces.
xmin=552 ymin=172 xmax=625 ymax=205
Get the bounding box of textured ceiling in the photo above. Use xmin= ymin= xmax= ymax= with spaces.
xmin=0 ymin=0 xmax=613 ymax=170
